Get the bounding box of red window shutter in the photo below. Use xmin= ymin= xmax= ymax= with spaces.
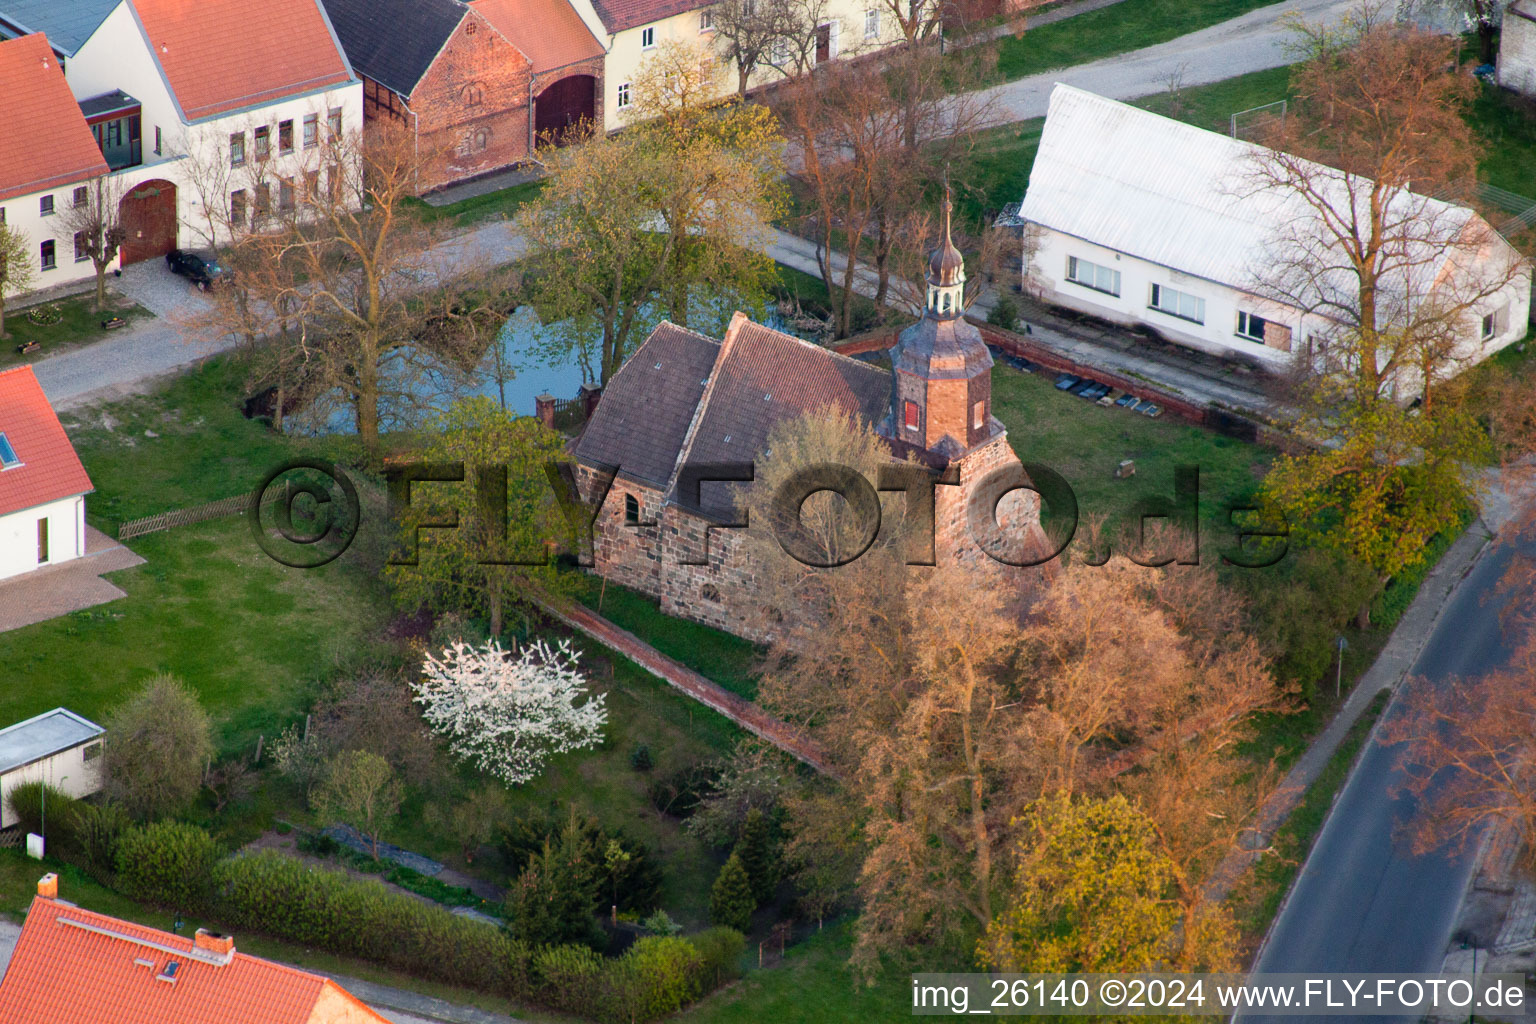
xmin=904 ymin=401 xmax=919 ymax=429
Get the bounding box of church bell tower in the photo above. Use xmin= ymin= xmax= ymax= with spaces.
xmin=879 ymin=184 xmax=999 ymax=459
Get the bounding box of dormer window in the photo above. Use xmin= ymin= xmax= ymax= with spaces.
xmin=0 ymin=433 xmax=19 ymax=468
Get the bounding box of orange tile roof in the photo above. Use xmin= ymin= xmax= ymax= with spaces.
xmin=0 ymin=366 xmax=93 ymax=518
xmin=472 ymin=0 xmax=604 ymax=75
xmin=0 ymin=34 xmax=109 ymax=203
xmin=0 ymin=895 xmax=389 ymax=1024
xmin=129 ymin=0 xmax=354 ymax=121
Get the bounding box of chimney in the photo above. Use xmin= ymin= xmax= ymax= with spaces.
xmin=193 ymin=929 xmax=235 ymax=957
xmin=579 ymin=381 xmax=603 ymax=419
xmin=535 ymin=392 xmax=556 ymax=431
xmin=37 ymin=873 xmax=57 ymax=899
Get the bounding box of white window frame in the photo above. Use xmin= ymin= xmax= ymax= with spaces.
xmin=38 ymin=194 xmax=54 ymax=217
xmin=699 ymin=9 xmax=714 ymax=31
xmin=1236 ymin=310 xmax=1268 ymax=342
xmin=617 ymin=82 xmax=632 ymax=108
xmin=864 ymin=8 xmax=879 ymax=39
xmin=1065 ymin=255 xmax=1120 ymax=297
xmin=1149 ymin=283 xmax=1205 ymax=325
xmin=641 ymin=26 xmax=656 ymax=49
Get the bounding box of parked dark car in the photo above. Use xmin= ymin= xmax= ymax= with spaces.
xmin=166 ymin=249 xmax=226 ymax=290
xmin=1054 ymin=373 xmax=1080 ymax=391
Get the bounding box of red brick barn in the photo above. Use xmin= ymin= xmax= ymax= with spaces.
xmin=320 ymin=0 xmax=603 ymax=192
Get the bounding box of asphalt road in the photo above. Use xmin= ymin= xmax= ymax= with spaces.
xmin=1242 ymin=530 xmax=1530 ymax=1023
xmin=974 ymin=0 xmax=1363 ymax=125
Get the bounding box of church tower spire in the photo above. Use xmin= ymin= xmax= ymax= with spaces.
xmin=879 ymin=182 xmax=999 ymax=460
xmin=926 ymin=179 xmax=966 ymax=319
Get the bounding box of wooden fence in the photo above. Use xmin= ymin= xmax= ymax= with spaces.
xmin=117 ymin=486 xmax=288 ymax=541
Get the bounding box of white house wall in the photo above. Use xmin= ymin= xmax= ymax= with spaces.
xmin=0 ymin=495 xmax=85 ymax=582
xmin=63 ymin=1 xmax=363 ymax=252
xmin=601 ymin=0 xmax=900 ymax=128
xmin=0 ymin=741 xmax=104 ymax=829
xmin=0 ymin=186 xmax=105 ymax=287
xmin=1499 ymin=4 xmax=1536 ymax=97
xmin=1025 ymin=227 xmax=1303 ymax=367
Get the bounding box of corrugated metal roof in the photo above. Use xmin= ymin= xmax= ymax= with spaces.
xmin=0 ymin=708 xmax=103 ymax=775
xmin=1020 ymin=84 xmax=1480 ymax=306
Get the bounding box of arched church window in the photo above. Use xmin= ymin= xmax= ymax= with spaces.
xmin=624 ymin=494 xmax=640 ymax=524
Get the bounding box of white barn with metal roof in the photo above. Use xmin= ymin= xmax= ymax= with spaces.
xmin=0 ymin=708 xmax=105 ymax=830
xmin=1016 ymin=84 xmax=1530 ymax=376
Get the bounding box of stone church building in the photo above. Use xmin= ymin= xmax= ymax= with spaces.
xmin=569 ymin=196 xmax=1046 ymax=640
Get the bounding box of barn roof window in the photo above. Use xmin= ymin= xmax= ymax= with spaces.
xmin=0 ymin=433 xmax=19 ymax=468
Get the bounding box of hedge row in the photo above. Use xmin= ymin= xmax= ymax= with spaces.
xmin=175 ymin=844 xmax=740 ymax=1023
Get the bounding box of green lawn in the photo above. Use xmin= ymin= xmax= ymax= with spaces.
xmin=569 ymin=575 xmax=763 ymax=701
xmin=987 ymin=0 xmax=1283 ymax=83
xmin=60 ymin=355 xmax=354 ymax=527
xmin=1471 ymin=82 xmax=1536 ymax=197
xmin=404 ymin=179 xmax=546 ymax=227
xmin=678 ymin=922 xmax=913 ymax=1023
xmin=0 ymin=516 xmax=392 ymax=752
xmin=1 ymin=291 xmax=152 ymax=371
xmin=989 ymin=365 xmax=1271 ymax=558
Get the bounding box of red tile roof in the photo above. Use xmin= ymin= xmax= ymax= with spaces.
xmin=0 ymin=895 xmax=388 ymax=1024
xmin=130 ymin=0 xmax=354 ymax=121
xmin=0 ymin=366 xmax=93 ymax=518
xmin=588 ymin=0 xmax=707 ymax=34
xmin=472 ymin=0 xmax=605 ymax=75
xmin=0 ymin=34 xmax=109 ymax=203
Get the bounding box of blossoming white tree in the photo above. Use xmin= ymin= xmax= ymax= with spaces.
xmin=413 ymin=638 xmax=606 ymax=785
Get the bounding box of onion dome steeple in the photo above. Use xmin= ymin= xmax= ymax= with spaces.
xmin=925 ymin=180 xmax=966 ymax=319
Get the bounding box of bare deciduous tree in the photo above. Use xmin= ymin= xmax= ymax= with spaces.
xmin=60 ymin=175 xmax=128 ymax=312
xmin=1382 ymin=640 xmax=1536 ymax=866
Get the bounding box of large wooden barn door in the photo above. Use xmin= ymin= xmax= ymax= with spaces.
xmin=118 ymin=179 xmax=178 ymax=266
xmin=534 ymin=75 xmax=596 ymax=146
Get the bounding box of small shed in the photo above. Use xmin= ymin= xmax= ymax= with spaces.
xmin=0 ymin=708 xmax=105 ymax=829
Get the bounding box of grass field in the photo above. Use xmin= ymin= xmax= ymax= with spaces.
xmin=0 ymin=515 xmax=392 ymax=752
xmin=60 ymin=355 xmax=354 ymax=527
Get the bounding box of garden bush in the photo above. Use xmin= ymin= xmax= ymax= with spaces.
xmin=687 ymin=926 xmax=746 ymax=987
xmin=4 ymin=782 xmax=82 ymax=849
xmin=535 ymin=944 xmax=605 ymax=1019
xmin=603 ymin=936 xmax=704 ymax=1023
xmin=212 ymin=850 xmax=533 ymax=996
xmin=72 ymin=802 xmax=133 ymax=882
xmin=987 ymin=297 xmax=1020 ymax=332
xmin=115 ymin=821 xmax=221 ymax=911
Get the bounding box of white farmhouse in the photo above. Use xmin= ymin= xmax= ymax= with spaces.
xmin=0 ymin=33 xmax=111 ymax=290
xmin=0 ymin=708 xmax=105 ymax=830
xmin=1499 ymin=0 xmax=1536 ymax=97
xmin=1016 ymin=85 xmax=1531 ymax=382
xmin=0 ymin=0 xmax=362 ymax=263
xmin=575 ymin=0 xmax=902 ymax=129
xmin=0 ymin=367 xmax=93 ymax=583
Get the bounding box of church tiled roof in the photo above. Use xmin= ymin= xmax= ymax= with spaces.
xmin=571 ymin=314 xmax=889 ymax=520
